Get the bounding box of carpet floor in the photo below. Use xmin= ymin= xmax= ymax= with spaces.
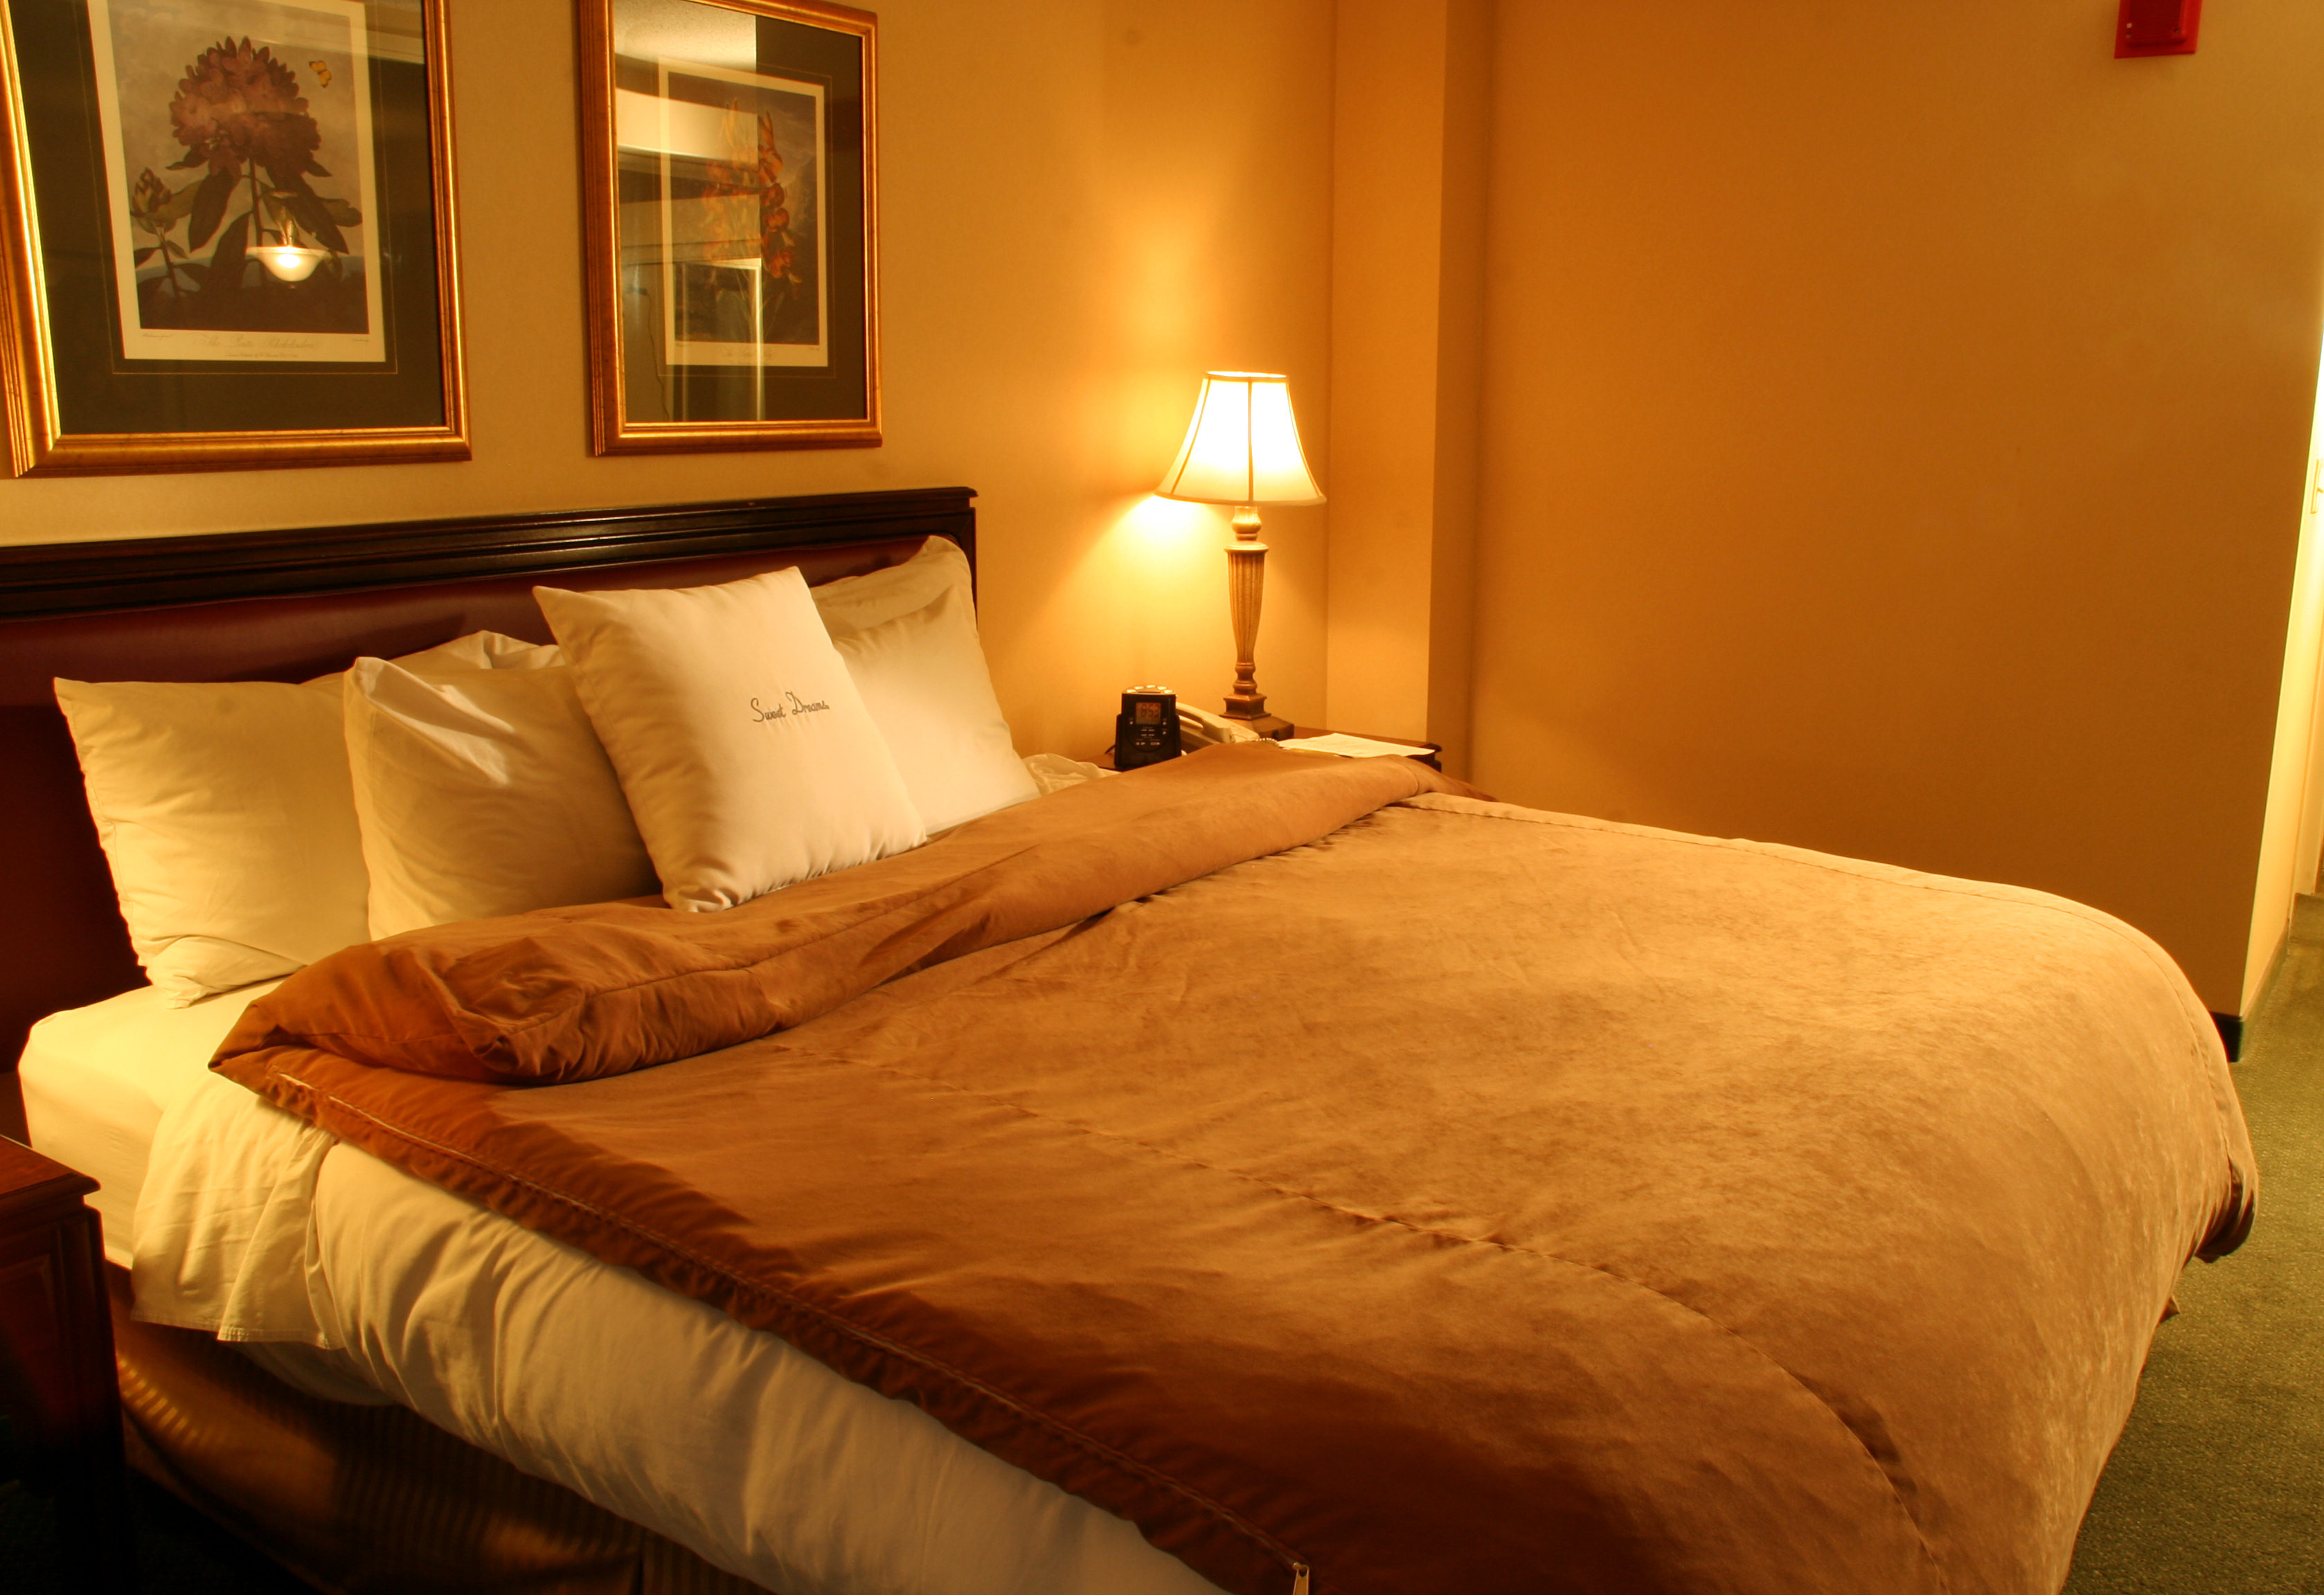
xmin=6 ymin=914 xmax=2322 ymax=1593
xmin=2063 ymin=897 xmax=2324 ymax=1594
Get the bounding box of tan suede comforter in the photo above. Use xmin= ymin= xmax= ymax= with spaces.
xmin=215 ymin=743 xmax=2255 ymax=1595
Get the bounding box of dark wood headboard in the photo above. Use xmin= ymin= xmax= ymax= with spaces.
xmin=0 ymin=487 xmax=976 ymax=1139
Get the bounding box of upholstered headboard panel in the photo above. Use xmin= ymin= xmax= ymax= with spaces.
xmin=0 ymin=488 xmax=976 ymax=1137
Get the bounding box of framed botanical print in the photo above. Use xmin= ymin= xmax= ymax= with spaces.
xmin=0 ymin=0 xmax=465 ymax=476
xmin=578 ymin=0 xmax=877 ymax=455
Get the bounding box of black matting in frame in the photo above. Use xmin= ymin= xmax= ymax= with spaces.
xmin=11 ymin=0 xmax=447 ymax=438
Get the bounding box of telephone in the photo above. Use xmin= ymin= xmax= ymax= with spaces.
xmin=1174 ymin=703 xmax=1264 ymax=750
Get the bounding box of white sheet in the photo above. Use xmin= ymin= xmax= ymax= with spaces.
xmin=19 ymin=981 xmax=280 ymax=1265
xmin=306 ymin=1150 xmax=1221 ymax=1595
xmin=131 ymin=1061 xmax=339 ymax=1344
xmin=23 ymin=961 xmax=1222 ymax=1595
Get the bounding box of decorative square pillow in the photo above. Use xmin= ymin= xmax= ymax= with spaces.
xmin=812 ymin=537 xmax=1039 ymax=832
xmin=55 ymin=631 xmax=533 ymax=1004
xmin=535 ymin=567 xmax=924 ymax=911
xmin=344 ymin=645 xmax=661 ymax=939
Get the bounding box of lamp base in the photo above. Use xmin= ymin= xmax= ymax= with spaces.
xmin=1226 ymin=710 xmax=1296 ymax=741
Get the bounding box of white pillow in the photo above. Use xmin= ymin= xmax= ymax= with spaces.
xmin=535 ymin=567 xmax=924 ymax=912
xmin=54 ymin=631 xmax=533 ymax=1005
xmin=55 ymin=678 xmax=365 ymax=1005
xmin=344 ymin=647 xmax=660 ymax=939
xmin=812 ymin=537 xmax=1039 ymax=832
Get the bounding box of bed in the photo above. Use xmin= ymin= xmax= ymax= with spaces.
xmin=0 ymin=487 xmax=2256 ymax=1595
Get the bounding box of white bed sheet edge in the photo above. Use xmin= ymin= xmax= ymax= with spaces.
xmin=123 ymin=1015 xmax=1220 ymax=1595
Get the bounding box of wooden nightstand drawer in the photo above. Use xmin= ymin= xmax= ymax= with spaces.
xmin=0 ymin=1136 xmax=134 ymax=1591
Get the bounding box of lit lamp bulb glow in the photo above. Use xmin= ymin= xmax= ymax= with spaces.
xmin=253 ymin=244 xmax=328 ymax=282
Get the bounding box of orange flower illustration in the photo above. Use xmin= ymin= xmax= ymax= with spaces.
xmin=703 ymin=108 xmax=802 ymax=285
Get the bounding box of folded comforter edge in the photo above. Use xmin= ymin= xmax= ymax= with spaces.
xmin=214 ymin=743 xmax=1472 ymax=1089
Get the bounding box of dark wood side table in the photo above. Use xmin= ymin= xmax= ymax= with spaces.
xmin=1102 ymin=726 xmax=1444 ymax=772
xmin=0 ymin=1135 xmax=134 ymax=1592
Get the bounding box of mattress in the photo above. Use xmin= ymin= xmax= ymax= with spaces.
xmin=18 ymin=981 xmax=278 ymax=1265
xmin=19 ymin=980 xmax=1223 ymax=1595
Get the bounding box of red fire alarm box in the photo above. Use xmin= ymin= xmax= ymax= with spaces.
xmin=2117 ymin=0 xmax=2201 ymax=57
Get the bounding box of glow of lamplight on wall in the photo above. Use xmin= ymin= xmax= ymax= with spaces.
xmin=1088 ymin=494 xmax=1225 ymax=689
xmin=1116 ymin=493 xmax=1212 ymax=552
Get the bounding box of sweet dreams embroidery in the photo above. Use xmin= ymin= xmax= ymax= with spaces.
xmin=749 ymin=691 xmax=831 ymax=723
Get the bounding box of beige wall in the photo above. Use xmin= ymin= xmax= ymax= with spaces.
xmin=23 ymin=0 xmax=2324 ymax=1015
xmin=0 ymin=0 xmax=1338 ymax=764
xmin=1322 ymin=0 xmax=1486 ymax=771
xmin=1465 ymin=2 xmax=2324 ymax=1013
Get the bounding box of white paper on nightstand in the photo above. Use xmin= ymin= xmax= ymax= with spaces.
xmin=1279 ymin=733 xmax=1421 ymax=759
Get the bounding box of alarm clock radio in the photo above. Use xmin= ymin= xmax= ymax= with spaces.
xmin=1114 ymin=686 xmax=1183 ymax=769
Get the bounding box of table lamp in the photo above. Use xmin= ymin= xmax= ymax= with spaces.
xmin=1153 ymin=372 xmax=1324 ymax=739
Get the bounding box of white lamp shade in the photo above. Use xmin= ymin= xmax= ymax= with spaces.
xmin=1154 ymin=372 xmax=1324 ymax=507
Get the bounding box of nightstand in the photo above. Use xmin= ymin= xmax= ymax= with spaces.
xmin=0 ymin=1136 xmax=134 ymax=1592
xmin=1102 ymin=727 xmax=1444 ymax=771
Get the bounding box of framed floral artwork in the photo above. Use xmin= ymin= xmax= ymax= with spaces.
xmin=0 ymin=0 xmax=464 ymax=475
xmin=579 ymin=0 xmax=877 ymax=454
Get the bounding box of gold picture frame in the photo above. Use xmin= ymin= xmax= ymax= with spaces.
xmin=578 ymin=0 xmax=878 ymax=456
xmin=0 ymin=0 xmax=465 ymax=476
